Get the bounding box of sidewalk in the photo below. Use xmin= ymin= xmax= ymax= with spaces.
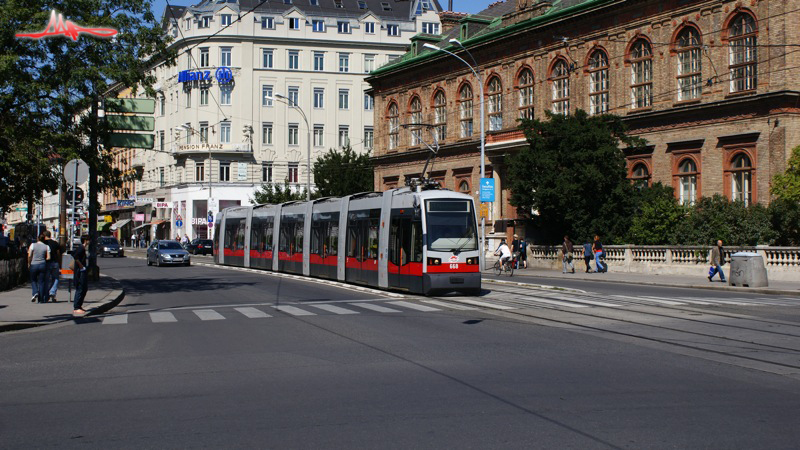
xmin=483 ymin=259 xmax=800 ymax=297
xmin=0 ymin=275 xmax=125 ymax=332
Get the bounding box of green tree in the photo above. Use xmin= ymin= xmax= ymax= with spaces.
xmin=312 ymin=145 xmax=373 ymax=197
xmin=507 ymin=110 xmax=645 ymax=244
xmin=626 ymin=183 xmax=685 ymax=245
xmin=768 ymin=198 xmax=800 ymax=246
xmin=674 ymin=195 xmax=776 ymax=246
xmin=251 ymin=180 xmax=314 ymax=204
xmin=771 ymin=145 xmax=800 ymax=203
xmin=0 ymin=1 xmax=175 ymax=211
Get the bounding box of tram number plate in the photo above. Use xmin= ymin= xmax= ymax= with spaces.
xmin=449 ymin=264 xmax=459 ymax=269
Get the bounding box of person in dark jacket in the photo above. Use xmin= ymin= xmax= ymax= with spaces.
xmin=583 ymin=240 xmax=593 ymax=273
xmin=44 ymin=230 xmax=62 ymax=302
xmin=72 ymin=235 xmax=90 ymax=316
xmin=708 ymin=239 xmax=726 ymax=282
xmin=561 ymin=235 xmax=575 ymax=274
xmin=592 ymin=235 xmax=606 ymax=273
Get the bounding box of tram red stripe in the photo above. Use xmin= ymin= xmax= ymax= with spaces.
xmin=250 ymin=250 xmax=273 ymax=259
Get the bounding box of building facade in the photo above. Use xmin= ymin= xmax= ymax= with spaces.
xmin=368 ymin=0 xmax=799 ymax=249
xmin=116 ymin=0 xmax=443 ymax=241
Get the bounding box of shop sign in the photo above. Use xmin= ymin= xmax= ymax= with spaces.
xmin=238 ymin=162 xmax=248 ymax=181
xmin=135 ymin=213 xmax=145 ymax=222
xmin=178 ymin=66 xmax=234 ymax=84
xmin=191 ymin=218 xmax=208 ymax=225
xmin=117 ymin=199 xmax=135 ymax=207
xmin=176 ymin=143 xmax=250 ymax=153
xmin=155 ymin=202 xmax=173 ymax=209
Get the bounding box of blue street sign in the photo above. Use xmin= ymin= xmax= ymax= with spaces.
xmin=207 ymin=212 xmax=214 ymax=224
xmin=479 ymin=178 xmax=495 ymax=202
xmin=176 ymin=219 xmax=183 ymax=228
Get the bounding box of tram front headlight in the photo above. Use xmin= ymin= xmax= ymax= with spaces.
xmin=427 ymin=257 xmax=441 ymax=266
xmin=466 ymin=257 xmax=479 ymax=265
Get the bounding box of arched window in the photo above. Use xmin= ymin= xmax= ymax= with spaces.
xmin=631 ymin=163 xmax=650 ymax=188
xmin=678 ymin=158 xmax=698 ymax=205
xmin=588 ymin=50 xmax=609 ymax=115
xmin=487 ymin=76 xmax=503 ymax=131
xmin=459 ymin=83 xmax=473 ymax=138
xmin=551 ymin=59 xmax=569 ymax=115
xmin=409 ymin=96 xmax=422 ymax=145
xmin=517 ymin=68 xmax=534 ymax=120
xmin=434 ymin=90 xmax=447 ymax=142
xmin=458 ymin=180 xmax=470 ymax=193
xmin=729 ymin=13 xmax=757 ymax=92
xmin=630 ymin=39 xmax=653 ymax=109
xmin=730 ymin=153 xmax=752 ymax=205
xmin=388 ymin=102 xmax=399 ymax=150
xmin=676 ymin=27 xmax=702 ymax=101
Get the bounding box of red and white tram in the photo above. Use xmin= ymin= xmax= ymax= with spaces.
xmin=213 ymin=186 xmax=481 ymax=295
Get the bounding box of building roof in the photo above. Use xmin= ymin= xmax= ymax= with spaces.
xmin=371 ymin=0 xmax=611 ymax=75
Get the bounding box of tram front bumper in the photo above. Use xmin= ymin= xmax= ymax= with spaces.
xmin=423 ymin=272 xmax=481 ymax=295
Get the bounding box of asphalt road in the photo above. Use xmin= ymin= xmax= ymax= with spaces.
xmin=2 ymin=256 xmax=800 ymax=448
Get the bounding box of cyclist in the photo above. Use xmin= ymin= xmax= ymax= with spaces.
xmin=495 ymin=239 xmax=512 ymax=270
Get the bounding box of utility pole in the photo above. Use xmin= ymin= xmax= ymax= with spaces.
xmin=88 ymin=94 xmax=99 ymax=280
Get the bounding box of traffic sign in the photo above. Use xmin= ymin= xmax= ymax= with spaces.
xmin=66 ymin=187 xmax=84 ymax=205
xmin=64 ymin=159 xmax=89 ymax=186
xmin=207 ymin=212 xmax=214 ymax=224
xmin=14 ymin=207 xmax=27 ymax=211
xmin=479 ymin=178 xmax=495 ymax=202
xmin=479 ymin=203 xmax=489 ymax=219
xmin=176 ymin=219 xmax=183 ymax=228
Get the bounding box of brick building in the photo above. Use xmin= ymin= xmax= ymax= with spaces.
xmin=367 ymin=0 xmax=799 ymax=250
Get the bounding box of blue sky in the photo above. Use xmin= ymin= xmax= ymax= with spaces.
xmin=150 ymin=0 xmax=492 ymax=19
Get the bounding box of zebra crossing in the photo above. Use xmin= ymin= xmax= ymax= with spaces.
xmin=99 ymin=299 xmax=473 ymax=325
xmin=474 ymin=284 xmax=800 ymax=311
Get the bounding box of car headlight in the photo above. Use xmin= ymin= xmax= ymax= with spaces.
xmin=162 ymin=254 xmax=172 ymax=259
xmin=104 ymin=247 xmax=110 ymax=251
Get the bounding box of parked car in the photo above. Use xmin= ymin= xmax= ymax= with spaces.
xmin=98 ymin=236 xmax=124 ymax=257
xmin=185 ymin=238 xmax=214 ymax=256
xmin=147 ymin=240 xmax=191 ymax=267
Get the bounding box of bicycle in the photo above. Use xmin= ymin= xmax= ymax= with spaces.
xmin=492 ymin=257 xmax=514 ymax=276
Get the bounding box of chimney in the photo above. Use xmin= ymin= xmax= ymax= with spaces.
xmin=439 ymin=11 xmax=466 ymax=33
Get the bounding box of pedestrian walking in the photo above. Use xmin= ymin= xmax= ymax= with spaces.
xmin=182 ymin=234 xmax=189 ymax=245
xmin=592 ymin=235 xmax=607 ymax=273
xmin=519 ymin=239 xmax=528 ymax=269
xmin=511 ymin=234 xmax=522 ymax=269
xmin=708 ymin=239 xmax=727 ymax=282
xmin=561 ymin=235 xmax=575 ymax=273
xmin=132 ymin=233 xmax=137 ymax=249
xmin=27 ymin=232 xmax=50 ymax=303
xmin=44 ymin=230 xmax=62 ymax=302
xmin=72 ymin=235 xmax=90 ymax=316
xmin=583 ymin=240 xmax=593 ymax=273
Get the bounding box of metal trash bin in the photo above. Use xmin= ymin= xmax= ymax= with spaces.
xmin=728 ymin=252 xmax=769 ymax=287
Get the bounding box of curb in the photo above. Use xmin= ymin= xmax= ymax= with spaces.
xmin=0 ymin=283 xmax=126 ymax=333
xmin=482 ymin=270 xmax=800 ymax=297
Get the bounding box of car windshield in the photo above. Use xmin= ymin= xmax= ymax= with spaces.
xmin=100 ymin=237 xmax=119 ymax=245
xmin=159 ymin=241 xmax=183 ymax=250
xmin=425 ymin=200 xmax=477 ymax=252
xmin=200 ymin=240 xmax=213 ymax=245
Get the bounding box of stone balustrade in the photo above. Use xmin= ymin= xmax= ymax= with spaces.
xmin=524 ymin=245 xmax=800 ymax=281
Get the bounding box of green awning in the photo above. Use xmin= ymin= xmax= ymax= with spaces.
xmin=98 ymin=222 xmax=112 ymax=231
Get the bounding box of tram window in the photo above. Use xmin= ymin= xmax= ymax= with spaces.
xmin=294 ymin=216 xmax=304 ymax=254
xmin=236 ymin=218 xmax=246 ymax=250
xmin=347 ymin=220 xmax=359 ymax=258
xmin=411 ymin=220 xmax=423 ymax=262
xmin=250 ymin=217 xmax=262 ymax=252
xmin=279 ymin=220 xmax=291 ymax=253
xmin=264 ymin=221 xmax=273 ymax=251
xmin=367 ymin=219 xmax=379 ymax=259
xmin=328 ymin=224 xmax=338 ymax=256
xmin=311 ymin=222 xmax=323 ymax=255
xmin=389 ymin=218 xmax=400 ymax=265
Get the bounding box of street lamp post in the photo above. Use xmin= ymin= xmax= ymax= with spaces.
xmin=179 ymin=123 xmax=213 ymax=238
xmin=423 ymin=40 xmax=487 ymax=268
xmin=268 ymin=93 xmax=311 ymax=201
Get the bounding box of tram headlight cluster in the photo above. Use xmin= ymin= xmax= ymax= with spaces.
xmin=427 ymin=257 xmax=441 ymax=266
xmin=466 ymin=257 xmax=479 ymax=265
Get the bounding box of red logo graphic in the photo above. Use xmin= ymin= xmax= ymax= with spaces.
xmin=449 ymin=255 xmax=459 ymax=263
xmin=15 ymin=10 xmax=118 ymax=41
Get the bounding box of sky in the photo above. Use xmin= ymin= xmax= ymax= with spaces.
xmin=150 ymin=0 xmax=492 ymax=19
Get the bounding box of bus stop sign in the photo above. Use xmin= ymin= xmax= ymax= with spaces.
xmin=479 ymin=178 xmax=495 ymax=202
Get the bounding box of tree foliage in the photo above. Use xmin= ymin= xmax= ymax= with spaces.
xmin=672 ymin=195 xmax=776 ymax=246
xmin=507 ymin=110 xmax=644 ymax=244
xmin=771 ymin=145 xmax=800 ymax=203
xmin=251 ymin=180 xmax=316 ymax=204
xmin=0 ymin=0 xmax=175 ymax=211
xmin=312 ymin=145 xmax=373 ymax=198
xmin=626 ymin=183 xmax=685 ymax=245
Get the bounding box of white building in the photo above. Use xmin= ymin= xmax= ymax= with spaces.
xmin=127 ymin=0 xmax=443 ymax=240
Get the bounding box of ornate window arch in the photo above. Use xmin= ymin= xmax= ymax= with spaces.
xmin=630 ymin=162 xmax=651 ymax=188
xmin=629 ymin=38 xmax=653 ymax=109
xmin=727 ymin=11 xmax=758 ymax=92
xmin=517 ymin=67 xmax=535 ymax=120
xmin=409 ymin=95 xmax=422 ymax=145
xmin=587 ymin=49 xmax=609 ymax=115
xmin=676 ymin=157 xmax=699 ymax=205
xmin=487 ymin=75 xmax=503 ymax=131
xmin=433 ymin=89 xmax=447 ymax=142
xmin=675 ymin=26 xmax=702 ymax=101
xmin=459 ymin=82 xmax=474 ymax=138
xmin=550 ymin=58 xmax=570 ymax=115
xmin=723 ymin=148 xmax=757 ymax=205
xmin=458 ymin=180 xmax=470 ymax=193
xmin=387 ymin=101 xmax=399 ymax=150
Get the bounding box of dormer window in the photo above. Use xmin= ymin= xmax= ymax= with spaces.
xmin=387 ymin=24 xmax=399 ymax=36
xmin=284 ymin=0 xmax=292 ymax=3
xmin=334 ymin=0 xmax=343 ymax=7
xmin=422 ymin=22 xmax=438 ymax=34
xmin=358 ymin=0 xmax=367 ymax=8
xmin=261 ymin=16 xmax=274 ymax=29
xmin=414 ymin=0 xmax=431 ymax=15
xmin=220 ymin=14 xmax=231 ymax=26
xmin=381 ymin=2 xmax=392 ymax=11
xmin=310 ymin=0 xmax=319 ymax=4
xmin=364 ymin=22 xmax=375 ymax=34
xmin=289 ymin=17 xmax=300 ymax=29
xmin=200 ymin=16 xmax=211 ymax=28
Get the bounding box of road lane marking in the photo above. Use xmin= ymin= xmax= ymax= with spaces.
xmin=448 ymin=298 xmax=516 ymax=310
xmin=514 ymin=297 xmax=589 ymax=308
xmin=349 ymin=303 xmax=401 ymax=313
xmin=310 ymin=304 xmax=359 ymax=315
xmin=194 ymin=309 xmax=226 ymax=320
xmin=102 ymin=314 xmax=128 ymax=324
xmin=235 ymin=307 xmax=271 ymax=318
xmin=150 ymin=312 xmax=177 ymax=323
xmin=612 ymin=295 xmax=685 ymax=306
xmin=387 ymin=301 xmax=440 ymax=312
xmin=272 ymin=305 xmax=316 ymax=316
xmin=421 ymin=300 xmax=477 ymax=310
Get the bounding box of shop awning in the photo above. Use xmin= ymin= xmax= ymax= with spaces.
xmin=111 ymin=218 xmax=131 ymax=231
xmin=132 ymin=223 xmax=151 ymax=231
xmin=151 ymin=219 xmax=166 ymax=226
xmin=97 ymin=222 xmax=112 ymax=231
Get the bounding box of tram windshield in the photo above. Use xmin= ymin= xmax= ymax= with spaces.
xmin=425 ymin=200 xmax=477 ymax=252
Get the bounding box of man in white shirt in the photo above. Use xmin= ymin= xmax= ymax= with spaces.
xmin=495 ymin=239 xmax=512 ymax=267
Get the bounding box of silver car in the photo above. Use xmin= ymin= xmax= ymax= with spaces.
xmin=147 ymin=240 xmax=191 ymax=267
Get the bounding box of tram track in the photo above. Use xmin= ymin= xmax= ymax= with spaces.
xmin=433 ymin=285 xmax=800 ymax=376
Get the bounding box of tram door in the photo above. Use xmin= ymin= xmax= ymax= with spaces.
xmin=388 ymin=216 xmax=423 ymax=292
xmin=346 ymin=210 xmax=380 ymax=286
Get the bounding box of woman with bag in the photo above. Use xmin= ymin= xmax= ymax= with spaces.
xmin=561 ymin=235 xmax=575 ymax=274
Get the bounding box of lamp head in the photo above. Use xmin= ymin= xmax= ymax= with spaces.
xmin=449 ymin=38 xmax=462 ymax=46
xmin=422 ymin=43 xmax=439 ymax=51
xmin=178 ymin=124 xmax=192 ymax=131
